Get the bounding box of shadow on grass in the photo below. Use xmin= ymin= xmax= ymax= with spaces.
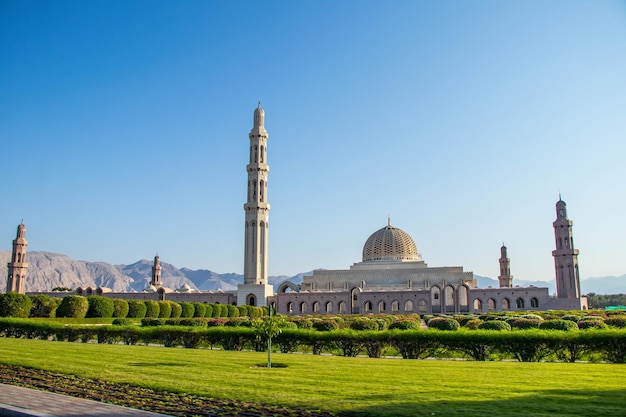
xmin=335 ymin=388 xmax=626 ymax=417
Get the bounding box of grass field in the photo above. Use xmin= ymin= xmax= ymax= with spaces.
xmin=1 ymin=338 xmax=625 ymax=416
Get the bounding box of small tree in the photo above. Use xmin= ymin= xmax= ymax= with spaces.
xmin=253 ymin=312 xmax=286 ymax=368
xmin=0 ymin=293 xmax=33 ymax=318
xmin=56 ymin=296 xmax=89 ymax=318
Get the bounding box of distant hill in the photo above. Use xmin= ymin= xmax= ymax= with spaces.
xmin=0 ymin=251 xmax=623 ymax=295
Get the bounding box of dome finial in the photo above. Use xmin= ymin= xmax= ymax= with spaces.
xmin=388 ymin=214 xmax=391 ymax=227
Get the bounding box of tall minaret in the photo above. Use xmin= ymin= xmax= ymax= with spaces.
xmin=151 ymin=255 xmax=162 ymax=288
xmin=552 ymin=197 xmax=581 ymax=299
xmin=7 ymin=222 xmax=29 ymax=294
xmin=238 ymin=103 xmax=273 ymax=306
xmin=498 ymin=244 xmax=513 ymax=288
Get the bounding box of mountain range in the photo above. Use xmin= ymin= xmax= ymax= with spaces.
xmin=0 ymin=251 xmax=624 ymax=295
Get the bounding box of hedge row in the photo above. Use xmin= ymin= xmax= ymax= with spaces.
xmin=1 ymin=318 xmax=625 ymax=363
xmin=0 ymin=294 xmax=268 ymax=319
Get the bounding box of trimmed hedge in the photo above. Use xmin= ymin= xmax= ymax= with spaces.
xmin=427 ymin=318 xmax=459 ymax=331
xmin=478 ymin=321 xmax=511 ymax=331
xmin=157 ymin=301 xmax=172 ymax=318
xmin=127 ymin=300 xmax=147 ymax=318
xmin=86 ymin=296 xmax=115 ymax=318
xmin=112 ymin=299 xmax=129 ymax=318
xmin=539 ymin=319 xmax=579 ymax=331
xmin=2 ymin=318 xmax=626 ymax=363
xmin=56 ymin=296 xmax=89 ymax=318
xmin=0 ymin=293 xmax=33 ymax=318
xmin=29 ymin=295 xmax=59 ymax=318
xmin=144 ymin=301 xmax=160 ymax=318
xmin=179 ymin=302 xmax=195 ymax=318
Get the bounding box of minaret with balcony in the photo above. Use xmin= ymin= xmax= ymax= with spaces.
xmin=237 ymin=103 xmax=274 ymax=306
xmin=498 ymin=244 xmax=513 ymax=288
xmin=7 ymin=222 xmax=29 ymax=294
xmin=552 ymin=197 xmax=581 ymax=299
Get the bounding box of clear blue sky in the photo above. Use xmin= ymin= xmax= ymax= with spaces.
xmin=1 ymin=1 xmax=625 ymax=283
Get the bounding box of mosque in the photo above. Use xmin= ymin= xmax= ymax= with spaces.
xmin=6 ymin=105 xmax=587 ymax=313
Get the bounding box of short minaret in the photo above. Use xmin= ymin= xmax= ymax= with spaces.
xmin=6 ymin=222 xmax=29 ymax=294
xmin=498 ymin=244 xmax=513 ymax=288
xmin=238 ymin=103 xmax=274 ymax=306
xmin=151 ymin=255 xmax=162 ymax=288
xmin=552 ymin=197 xmax=581 ymax=298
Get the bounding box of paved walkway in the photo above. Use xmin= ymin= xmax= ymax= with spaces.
xmin=0 ymin=384 xmax=170 ymax=417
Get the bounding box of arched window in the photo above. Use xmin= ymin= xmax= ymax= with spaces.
xmin=502 ymin=298 xmax=510 ymax=311
xmin=404 ymin=300 xmax=414 ymax=312
xmin=444 ymin=286 xmax=455 ymax=313
xmin=339 ymin=301 xmax=346 ymax=313
xmin=364 ymin=301 xmax=372 ymax=312
xmin=248 ymin=295 xmax=256 ymax=306
xmin=17 ymin=253 xmax=21 ymax=262
xmin=378 ymin=301 xmax=386 ymax=313
xmin=457 ymin=286 xmax=469 ymax=311
xmin=313 ymin=302 xmax=319 ymax=313
xmin=488 ymin=298 xmax=496 ymax=311
xmin=516 ymin=298 xmax=525 ymax=309
xmin=558 ymin=238 xmax=563 ymax=249
xmin=260 ymin=180 xmax=264 ymax=202
xmin=325 ymin=301 xmax=332 ymax=313
xmin=300 ymin=302 xmax=306 ymax=313
xmin=287 ymin=302 xmax=293 ymax=313
xmin=391 ymin=300 xmax=399 ymax=312
xmin=418 ymin=299 xmax=428 ymax=313
xmin=260 ymin=146 xmax=264 ymax=163
xmin=254 ymin=146 xmax=258 ymax=163
xmin=530 ymin=298 xmax=539 ymax=308
xmin=473 ymin=299 xmax=483 ymax=312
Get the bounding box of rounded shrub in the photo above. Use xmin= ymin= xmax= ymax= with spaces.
xmin=237 ymin=305 xmax=249 ymax=317
xmin=510 ymin=318 xmax=541 ymax=330
xmin=56 ymin=296 xmax=89 ymax=318
xmin=464 ymin=318 xmax=484 ymax=330
xmin=112 ymin=299 xmax=129 ymax=318
xmin=144 ymin=300 xmax=160 ymax=318
xmin=561 ymin=314 xmax=581 ymax=322
xmin=478 ymin=320 xmax=511 ymax=331
xmin=157 ymin=301 xmax=172 ymax=318
xmin=29 ymin=295 xmax=59 ymax=318
xmin=290 ymin=317 xmax=313 ymax=329
xmin=0 ymin=293 xmax=33 ymax=318
xmin=520 ymin=314 xmax=544 ymax=321
xmin=112 ymin=318 xmax=134 ymax=326
xmin=127 ymin=300 xmax=147 ymax=318
xmin=539 ymin=319 xmax=579 ymax=331
xmin=169 ymin=302 xmax=182 ymax=318
xmin=455 ymin=315 xmax=479 ymax=326
xmin=389 ymin=319 xmax=420 ymax=330
xmin=349 ymin=318 xmax=380 ymax=331
xmin=226 ymin=304 xmax=240 ymax=318
xmin=605 ymin=316 xmax=626 ymax=328
xmin=210 ymin=304 xmax=223 ymax=318
xmin=427 ymin=317 xmax=459 ymax=331
xmin=578 ymin=319 xmax=608 ymax=330
xmin=192 ymin=302 xmax=207 ymax=318
xmin=204 ymin=304 xmax=213 ymax=318
xmin=86 ymin=296 xmax=115 ymax=318
xmin=179 ymin=318 xmax=208 ymax=327
xmin=141 ymin=318 xmax=164 ymax=327
xmin=312 ymin=319 xmax=339 ymax=331
xmin=179 ymin=302 xmax=194 ymax=318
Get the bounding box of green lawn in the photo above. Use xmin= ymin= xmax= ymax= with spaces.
xmin=1 ymin=338 xmax=625 ymax=416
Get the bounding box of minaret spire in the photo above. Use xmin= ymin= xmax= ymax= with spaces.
xmin=7 ymin=222 xmax=29 ymax=293
xmin=498 ymin=243 xmax=513 ymax=288
xmin=239 ymin=104 xmax=274 ymax=307
xmin=552 ymin=197 xmax=580 ymax=299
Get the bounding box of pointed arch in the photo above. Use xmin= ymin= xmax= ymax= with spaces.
xmin=473 ymin=298 xmax=483 ymax=312
xmin=404 ymin=300 xmax=414 ymax=312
